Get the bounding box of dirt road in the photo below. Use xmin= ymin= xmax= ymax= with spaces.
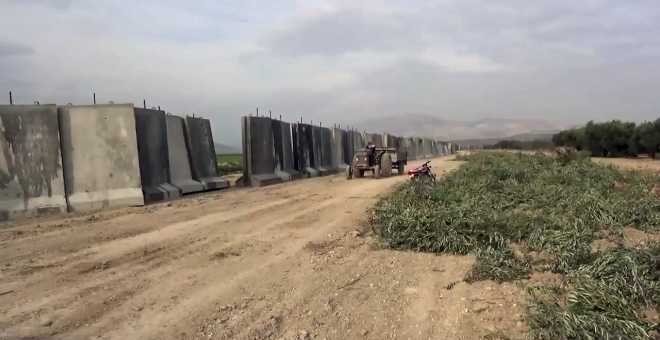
xmin=0 ymin=157 xmax=526 ymax=340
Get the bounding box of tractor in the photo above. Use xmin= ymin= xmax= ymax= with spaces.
xmin=346 ymin=143 xmax=408 ymax=180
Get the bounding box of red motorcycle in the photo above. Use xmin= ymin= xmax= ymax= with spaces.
xmin=407 ymin=161 xmax=436 ymax=183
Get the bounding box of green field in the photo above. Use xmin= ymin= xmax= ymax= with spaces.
xmin=216 ymin=154 xmax=243 ymax=175
xmin=370 ymin=152 xmax=660 ymax=339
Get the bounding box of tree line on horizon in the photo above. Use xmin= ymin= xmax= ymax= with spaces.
xmin=483 ymin=119 xmax=660 ymax=158
xmin=552 ymin=119 xmax=660 ymax=158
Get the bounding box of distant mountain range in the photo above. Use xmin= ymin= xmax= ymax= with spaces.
xmin=214 ymin=143 xmax=241 ymax=154
xmin=451 ymin=133 xmax=556 ymax=146
xmin=348 ymin=114 xmax=570 ymax=142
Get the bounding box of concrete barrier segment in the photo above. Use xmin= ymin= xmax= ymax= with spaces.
xmin=278 ymin=121 xmax=302 ymax=180
xmin=164 ymin=115 xmax=204 ymax=194
xmin=186 ymin=116 xmax=229 ymax=190
xmin=331 ymin=128 xmax=348 ymax=173
xmin=58 ymin=104 xmax=144 ymax=212
xmin=134 ymin=108 xmax=179 ymax=203
xmin=268 ymin=119 xmax=293 ymax=183
xmin=293 ymin=124 xmax=318 ymax=177
xmin=240 ymin=116 xmax=289 ymax=187
xmin=320 ymin=127 xmax=336 ymax=175
xmin=0 ymin=104 xmax=67 ymax=220
xmin=312 ymin=126 xmax=331 ymax=176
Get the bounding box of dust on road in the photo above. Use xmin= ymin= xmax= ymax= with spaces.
xmin=0 ymin=157 xmax=527 ymax=340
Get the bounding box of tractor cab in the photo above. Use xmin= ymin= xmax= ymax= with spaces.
xmin=354 ymin=148 xmax=372 ymax=168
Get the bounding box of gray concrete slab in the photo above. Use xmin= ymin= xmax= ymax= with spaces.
xmin=331 ymin=128 xmax=348 ymax=173
xmin=320 ymin=127 xmax=336 ymax=175
xmin=241 ymin=116 xmax=289 ymax=187
xmin=342 ymin=129 xmax=352 ymax=166
xmin=406 ymin=138 xmax=417 ymax=160
xmin=312 ymin=126 xmax=330 ymax=176
xmin=0 ymin=105 xmax=67 ymax=221
xmin=165 ymin=115 xmax=204 ymax=194
xmin=294 ymin=124 xmax=318 ymax=177
xmin=186 ymin=116 xmax=229 ymax=190
xmin=350 ymin=131 xmax=364 ymax=152
xmin=134 ymin=108 xmax=179 ymax=203
xmin=58 ymin=104 xmax=144 ymax=212
xmin=274 ymin=120 xmax=301 ymax=180
xmin=383 ymin=133 xmax=401 ymax=149
xmin=363 ymin=133 xmax=383 ymax=148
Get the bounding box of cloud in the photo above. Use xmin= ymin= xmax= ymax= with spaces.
xmin=0 ymin=0 xmax=659 ymax=144
xmin=0 ymin=41 xmax=34 ymax=57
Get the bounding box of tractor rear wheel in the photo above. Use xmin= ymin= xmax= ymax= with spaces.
xmin=346 ymin=165 xmax=353 ymax=180
xmin=381 ymin=153 xmax=392 ymax=178
xmin=374 ymin=165 xmax=381 ymax=179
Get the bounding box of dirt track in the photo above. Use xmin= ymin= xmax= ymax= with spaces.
xmin=0 ymin=157 xmax=527 ymax=340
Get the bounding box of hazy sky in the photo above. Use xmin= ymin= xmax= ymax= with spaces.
xmin=1 ymin=0 xmax=659 ymax=145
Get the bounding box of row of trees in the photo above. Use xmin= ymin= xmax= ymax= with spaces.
xmin=552 ymin=119 xmax=660 ymax=158
xmin=484 ymin=140 xmax=555 ymax=151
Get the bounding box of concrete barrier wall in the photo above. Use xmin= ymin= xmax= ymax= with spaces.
xmin=270 ymin=119 xmax=294 ymax=182
xmin=320 ymin=127 xmax=336 ymax=175
xmin=0 ymin=105 xmax=67 ymax=220
xmin=430 ymin=140 xmax=437 ymax=156
xmin=311 ymin=126 xmax=330 ymax=175
xmin=351 ymin=131 xmax=364 ymax=151
xmin=186 ymin=116 xmax=229 ymax=190
xmin=331 ymin=128 xmax=348 ymax=172
xmin=293 ymin=123 xmax=317 ymax=177
xmin=279 ymin=121 xmax=302 ymax=180
xmin=241 ymin=116 xmax=289 ymax=187
xmin=134 ymin=108 xmax=179 ymax=203
xmin=383 ymin=133 xmax=400 ymax=148
xmin=346 ymin=131 xmax=362 ymax=165
xmin=59 ymin=104 xmax=144 ymax=212
xmin=416 ymin=138 xmax=424 ymax=159
xmin=342 ymin=129 xmax=352 ymax=166
xmin=165 ymin=115 xmax=203 ymax=194
xmin=406 ymin=138 xmax=416 ymax=160
xmin=363 ymin=133 xmax=383 ymax=148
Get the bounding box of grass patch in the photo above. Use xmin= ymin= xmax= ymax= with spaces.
xmin=216 ymin=154 xmax=243 ymax=175
xmin=369 ymin=152 xmax=660 ymax=339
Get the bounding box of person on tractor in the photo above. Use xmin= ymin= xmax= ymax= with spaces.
xmin=366 ymin=142 xmax=376 ymax=164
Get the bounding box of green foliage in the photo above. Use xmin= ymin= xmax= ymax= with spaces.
xmin=369 ymin=152 xmax=660 ymax=340
xmin=633 ymin=120 xmax=660 ymax=158
xmin=216 ymin=154 xmax=243 ymax=175
xmin=553 ymin=119 xmax=660 ymax=158
xmin=552 ymin=127 xmax=586 ymax=150
xmin=485 ymin=140 xmax=555 ymax=151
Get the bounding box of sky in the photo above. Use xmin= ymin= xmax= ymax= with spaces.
xmin=1 ymin=0 xmax=659 ymax=145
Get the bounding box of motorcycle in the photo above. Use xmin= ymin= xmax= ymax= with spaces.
xmin=407 ymin=161 xmax=436 ymax=183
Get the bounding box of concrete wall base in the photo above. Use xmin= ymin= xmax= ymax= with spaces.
xmin=305 ymin=168 xmax=319 ymax=178
xmin=251 ymin=174 xmax=283 ymax=187
xmin=284 ymin=169 xmax=303 ymax=180
xmin=68 ymin=188 xmax=144 ymax=212
xmin=316 ymin=166 xmax=333 ymax=176
xmin=171 ymin=179 xmax=204 ymax=194
xmin=143 ymin=184 xmax=181 ymax=204
xmin=199 ymin=177 xmax=230 ymax=190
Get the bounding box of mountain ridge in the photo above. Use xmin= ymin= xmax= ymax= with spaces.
xmin=347 ymin=114 xmax=570 ymax=141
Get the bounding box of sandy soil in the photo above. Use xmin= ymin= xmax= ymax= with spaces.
xmin=0 ymin=157 xmax=528 ymax=340
xmin=593 ymin=157 xmax=660 ymax=172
